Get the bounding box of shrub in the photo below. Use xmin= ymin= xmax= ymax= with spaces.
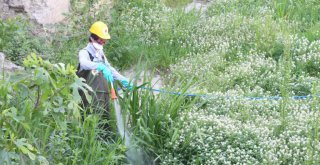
xmin=0 ymin=54 xmax=125 ymax=164
xmin=0 ymin=18 xmax=49 ymax=65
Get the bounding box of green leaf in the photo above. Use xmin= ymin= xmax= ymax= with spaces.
xmin=14 ymin=138 xmax=38 ymax=160
xmin=70 ymin=77 xmax=93 ymax=103
xmin=171 ymin=128 xmax=179 ymax=143
xmin=0 ymin=150 xmax=19 ymax=164
xmin=27 ymin=152 xmax=36 ymax=160
xmin=38 ymin=156 xmax=49 ymax=165
xmin=25 ymin=143 xmax=35 ymax=151
xmin=19 ymin=145 xmax=29 ymax=154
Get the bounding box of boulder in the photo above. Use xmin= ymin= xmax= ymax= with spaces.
xmin=185 ymin=0 xmax=211 ymax=13
xmin=0 ymin=52 xmax=23 ymax=72
xmin=0 ymin=0 xmax=70 ymax=25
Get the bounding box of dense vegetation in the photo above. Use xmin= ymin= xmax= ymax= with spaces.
xmin=1 ymin=0 xmax=320 ymax=164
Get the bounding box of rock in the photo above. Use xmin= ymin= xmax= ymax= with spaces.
xmin=185 ymin=0 xmax=211 ymax=13
xmin=0 ymin=0 xmax=70 ymax=25
xmin=0 ymin=52 xmax=23 ymax=72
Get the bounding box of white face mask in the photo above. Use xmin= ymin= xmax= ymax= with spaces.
xmin=92 ymin=42 xmax=103 ymax=50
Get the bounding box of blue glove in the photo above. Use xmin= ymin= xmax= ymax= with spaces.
xmin=121 ymin=79 xmax=132 ymax=90
xmin=96 ymin=63 xmax=114 ymax=83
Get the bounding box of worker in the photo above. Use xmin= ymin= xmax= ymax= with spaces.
xmin=76 ymin=21 xmax=131 ymax=127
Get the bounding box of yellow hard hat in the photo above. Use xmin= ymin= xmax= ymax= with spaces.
xmin=89 ymin=21 xmax=111 ymax=39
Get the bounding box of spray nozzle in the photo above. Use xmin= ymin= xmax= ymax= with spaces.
xmin=111 ymin=83 xmax=118 ymax=100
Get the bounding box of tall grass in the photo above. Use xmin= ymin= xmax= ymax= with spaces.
xmin=116 ymin=73 xmax=198 ymax=163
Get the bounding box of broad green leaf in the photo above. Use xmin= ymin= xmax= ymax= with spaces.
xmin=38 ymin=155 xmax=49 ymax=165
xmin=27 ymin=152 xmax=36 ymax=160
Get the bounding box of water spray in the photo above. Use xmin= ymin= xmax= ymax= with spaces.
xmin=110 ymin=81 xmax=152 ymax=165
xmin=92 ymin=70 xmax=149 ymax=164
xmin=110 ymin=81 xmax=127 ymax=140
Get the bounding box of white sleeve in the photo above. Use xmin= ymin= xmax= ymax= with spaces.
xmin=110 ymin=66 xmax=127 ymax=81
xmin=104 ymin=57 xmax=127 ymax=81
xmin=79 ymin=49 xmax=99 ymax=70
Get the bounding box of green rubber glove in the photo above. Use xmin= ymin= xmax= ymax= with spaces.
xmin=96 ymin=63 xmax=114 ymax=83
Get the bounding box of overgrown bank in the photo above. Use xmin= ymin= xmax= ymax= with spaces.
xmin=1 ymin=0 xmax=320 ymax=164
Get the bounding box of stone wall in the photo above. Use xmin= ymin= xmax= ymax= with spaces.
xmin=0 ymin=0 xmax=70 ymax=24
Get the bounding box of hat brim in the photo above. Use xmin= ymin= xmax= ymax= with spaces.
xmin=100 ymin=33 xmax=111 ymax=40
